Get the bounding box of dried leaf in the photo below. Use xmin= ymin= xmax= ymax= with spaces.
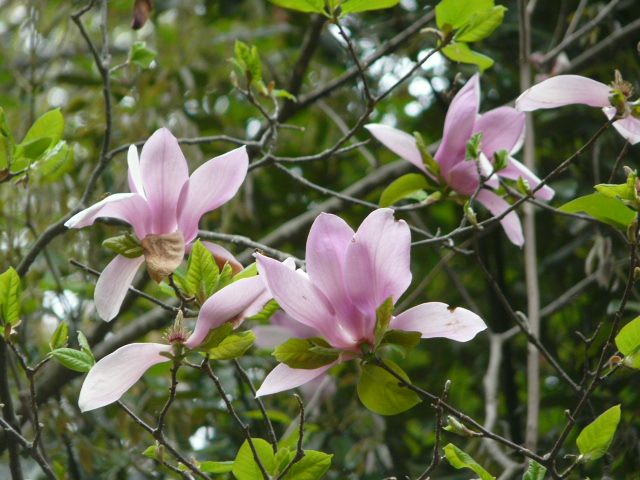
xmin=132 ymin=0 xmax=153 ymax=30
xmin=142 ymin=231 xmax=185 ymax=283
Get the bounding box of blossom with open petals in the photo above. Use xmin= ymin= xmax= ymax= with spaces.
xmin=78 ymin=275 xmax=270 ymax=411
xmin=65 ymin=128 xmax=248 ymax=321
xmin=366 ymin=74 xmax=555 ymax=246
xmin=254 ymin=208 xmax=487 ymax=397
xmin=515 ymin=73 xmax=640 ymax=145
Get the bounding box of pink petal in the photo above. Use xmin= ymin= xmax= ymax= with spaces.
xmin=177 ymin=146 xmax=248 ymax=243
xmin=390 ymin=302 xmax=487 ymax=342
xmin=603 ymin=107 xmax=640 ymax=145
xmin=65 ymin=193 xmax=152 ymax=239
xmin=344 ymin=209 xmax=411 ymax=338
xmin=364 ymin=124 xmax=427 ymax=173
xmin=255 ymin=362 xmax=337 ymax=397
xmin=79 ymin=343 xmax=172 ymax=411
xmin=127 ymin=144 xmax=145 ymax=197
xmin=516 ymin=75 xmax=611 ymax=111
xmin=254 ymin=311 xmax=320 ymax=348
xmin=139 ymin=128 xmax=189 ymax=234
xmin=436 ymin=74 xmax=480 ymax=175
xmin=446 ymin=160 xmax=481 ymax=196
xmin=473 ymin=107 xmax=525 ymax=156
xmin=94 ymin=255 xmax=145 ymax=321
xmin=499 ymin=158 xmax=555 ymax=200
xmin=184 ymin=276 xmax=269 ymax=349
xmin=476 ymin=189 xmax=524 ymax=246
xmin=188 ymin=241 xmax=244 ymax=275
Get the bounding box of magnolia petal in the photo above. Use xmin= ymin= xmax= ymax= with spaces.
xmin=184 ymin=276 xmax=269 ymax=349
xmin=446 ymin=160 xmax=481 ymax=197
xmin=139 ymin=128 xmax=189 ymax=234
xmin=127 ymin=144 xmax=145 ymax=197
xmin=141 ymin=231 xmax=185 ymax=283
xmin=79 ymin=343 xmax=172 ymax=412
xmin=94 ymin=255 xmax=145 ymax=321
xmin=195 ymin=241 xmax=244 ymax=275
xmin=516 ymin=75 xmax=611 ymax=111
xmin=344 ymin=209 xmax=411 ymax=336
xmin=436 ymin=74 xmax=480 ymax=175
xmin=177 ymin=146 xmax=248 ymax=243
xmin=254 ymin=311 xmax=320 ymax=348
xmin=500 ymin=158 xmax=555 ymax=200
xmin=390 ymin=302 xmax=487 ymax=342
xmin=474 ymin=106 xmax=525 ymax=156
xmin=364 ymin=124 xmax=426 ymax=173
xmin=65 ymin=193 xmax=152 ymax=239
xmin=476 ymin=189 xmax=524 ymax=246
xmin=255 ymin=362 xmax=337 ymax=397
xmin=603 ymin=107 xmax=640 ymax=145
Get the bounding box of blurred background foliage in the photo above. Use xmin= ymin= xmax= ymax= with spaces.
xmin=1 ymin=0 xmax=640 ymax=478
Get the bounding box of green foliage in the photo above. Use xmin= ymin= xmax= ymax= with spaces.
xmin=522 ymin=460 xmax=547 ymax=480
xmin=616 ymin=316 xmax=640 ymax=368
xmin=279 ymin=449 xmax=332 ymax=479
xmin=455 ymin=6 xmax=507 ymax=43
xmin=576 ymin=405 xmax=621 ymax=462
xmin=340 ymin=0 xmax=401 ymax=15
xmin=379 ymin=173 xmax=430 ymax=207
xmin=436 ymin=0 xmax=494 ymax=30
xmin=0 ymin=267 xmax=21 ymax=325
xmin=559 ymin=193 xmax=636 ymax=229
xmin=373 ymin=295 xmax=394 ymax=348
xmin=232 ymin=40 xmax=268 ymax=95
xmin=195 ymin=323 xmax=234 ymax=351
xmin=357 ymin=360 xmax=420 ymax=415
xmin=442 ymin=42 xmax=494 ymax=72
xmin=207 ymin=331 xmax=256 ymax=360
xmin=274 ymin=337 xmax=340 ymax=369
xmin=49 ymin=321 xmax=69 ymax=351
xmin=232 ymin=438 xmax=276 ymax=480
xmin=185 ymin=239 xmax=220 ymax=304
xmin=50 ymin=347 xmax=95 ymax=372
xmin=247 ymin=299 xmax=281 ymax=323
xmin=377 ymin=329 xmax=422 ymax=358
xmin=102 ymin=233 xmax=145 ymax=259
xmin=130 ymin=41 xmax=157 ymax=69
xmin=232 ymin=262 xmax=259 ymax=282
xmin=267 ymin=0 xmax=327 ymax=14
xmin=444 ymin=443 xmax=496 ymax=480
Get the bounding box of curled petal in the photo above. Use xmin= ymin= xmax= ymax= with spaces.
xmin=184 ymin=276 xmax=269 ymax=349
xmin=476 ymin=189 xmax=524 ymax=246
xmin=127 ymin=144 xmax=145 ymax=197
xmin=65 ymin=193 xmax=152 ymax=239
xmin=94 ymin=255 xmax=145 ymax=321
xmin=255 ymin=362 xmax=338 ymax=397
xmin=390 ymin=302 xmax=487 ymax=342
xmin=516 ymin=75 xmax=611 ymax=111
xmin=79 ymin=343 xmax=171 ymax=412
xmin=365 ymin=124 xmax=426 ymax=173
xmin=603 ymin=107 xmax=640 ymax=145
xmin=500 ymin=158 xmax=555 ymax=200
xmin=177 ymin=146 xmax=248 ymax=243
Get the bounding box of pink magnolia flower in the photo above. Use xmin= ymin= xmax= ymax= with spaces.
xmin=78 ymin=275 xmax=270 ymax=411
xmin=515 ymin=73 xmax=640 ymax=145
xmin=366 ymin=74 xmax=555 ymax=246
xmin=65 ymin=128 xmax=248 ymax=321
xmin=254 ymin=208 xmax=487 ymax=397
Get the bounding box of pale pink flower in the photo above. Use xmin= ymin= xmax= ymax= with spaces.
xmin=65 ymin=128 xmax=247 ymax=321
xmin=254 ymin=208 xmax=487 ymax=397
xmin=367 ymin=74 xmax=555 ymax=246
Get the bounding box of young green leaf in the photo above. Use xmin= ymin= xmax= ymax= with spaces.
xmin=34 ymin=141 xmax=73 ymax=177
xmin=373 ymin=296 xmax=394 ymax=348
xmin=77 ymin=330 xmax=95 ymax=361
xmin=131 ymin=41 xmax=157 ymax=69
xmin=280 ymin=449 xmax=333 ymax=480
xmin=207 ymin=331 xmax=256 ymax=360
xmin=378 ymin=329 xmax=422 ymax=358
xmin=274 ymin=337 xmax=340 ymax=369
xmin=442 ymin=42 xmax=494 ymax=72
xmin=247 ymin=299 xmax=280 ymax=323
xmin=455 ymin=6 xmax=506 ymax=43
xmin=49 ymin=322 xmax=69 ymax=351
xmin=436 ymin=0 xmax=494 ymax=30
xmin=0 ymin=267 xmax=22 ymax=325
xmin=232 ymin=262 xmax=258 ymax=282
xmin=50 ymin=348 xmax=96 ymax=372
xmin=576 ymin=405 xmax=621 ymax=462
xmin=357 ymin=360 xmax=420 ymax=415
xmin=21 ymin=108 xmax=65 ymax=146
xmin=200 ymin=461 xmax=234 ymax=473
xmin=267 ymin=0 xmax=327 ymax=14
xmin=444 ymin=443 xmax=496 ymax=480
xmin=616 ymin=316 xmax=640 ymax=369
xmin=522 ymin=460 xmax=547 ymax=480
xmin=195 ymin=323 xmax=234 ymax=351
xmin=213 ymin=262 xmax=234 ymax=294
xmin=559 ymin=193 xmax=635 ymax=230
xmin=102 ymin=233 xmax=144 ymax=258
xmin=340 ymin=0 xmax=401 ymax=15
xmin=185 ymin=239 xmax=220 ymax=303
xmin=232 ymin=438 xmax=275 ymax=480
xmin=379 ymin=173 xmax=430 ymax=207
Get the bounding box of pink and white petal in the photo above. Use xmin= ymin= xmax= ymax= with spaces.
xmin=436 ymin=74 xmax=480 ymax=174
xmin=139 ymin=128 xmax=189 ymax=234
xmin=79 ymin=343 xmax=172 ymax=412
xmin=253 ymin=325 xmax=299 ymax=349
xmin=603 ymin=107 xmax=640 ymax=145
xmin=474 ymin=107 xmax=525 ymax=156
xmin=344 ymin=209 xmax=411 ymax=326
xmin=516 ymin=75 xmax=611 ymax=111
xmin=255 ymin=362 xmax=337 ymax=397
xmin=365 ymin=124 xmax=427 ymax=173
xmin=94 ymin=255 xmax=145 ymax=321
xmin=184 ymin=276 xmax=268 ymax=349
xmin=390 ymin=302 xmax=487 ymax=342
xmin=65 ymin=193 xmax=152 ymax=239
xmin=127 ymin=144 xmax=145 ymax=197
xmin=187 ymin=241 xmax=244 ymax=275
xmin=177 ymin=146 xmax=248 ymax=243
xmin=499 ymin=158 xmax=555 ymax=200
xmin=476 ymin=189 xmax=524 ymax=246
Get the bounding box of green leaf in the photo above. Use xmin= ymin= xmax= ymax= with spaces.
xmin=185 ymin=240 xmax=220 ymax=303
xmin=200 ymin=461 xmax=234 ymax=473
xmin=379 ymin=173 xmax=430 ymax=207
xmin=247 ymin=299 xmax=280 ymax=323
xmin=274 ymin=447 xmax=295 ymax=475
xmin=616 ymin=316 xmax=640 ymax=369
xmin=373 ymin=296 xmax=394 ymax=348
xmin=77 ymin=330 xmax=94 ymax=361
xmin=280 ymin=450 xmax=333 ymax=480
xmin=195 ymin=323 xmax=234 ymax=351
xmin=267 ymin=0 xmax=327 ymax=14
xmin=455 ymin=6 xmax=506 ymax=42
xmin=0 ymin=267 xmax=22 ymax=325
xmin=14 ymin=137 xmax=52 ymax=161
xmin=272 ymin=89 xmax=297 ymax=101
xmin=207 ymin=331 xmax=256 ymax=360
xmin=274 ymin=337 xmax=340 ymax=369
xmin=559 ymin=193 xmax=635 ymax=230
xmin=21 ymin=108 xmax=65 ymax=146
xmin=576 ymin=405 xmax=621 ymax=462
xmin=442 ymin=42 xmax=494 ymax=72
xmin=232 ymin=438 xmax=275 ymax=480
xmin=596 ymin=170 xmax=639 ymax=204
xmin=102 ymin=233 xmax=144 ymax=259
xmin=444 ymin=443 xmax=496 ymax=480
xmin=379 ymin=329 xmax=422 ymax=358
xmin=340 ymin=0 xmax=401 ymax=15
xmin=233 ymin=262 xmax=258 ymax=282
xmin=523 ymin=460 xmax=547 ymax=480
xmin=131 ymin=41 xmax=157 ymax=69
xmin=213 ymin=262 xmax=234 ymax=294
xmin=436 ymin=0 xmax=494 ymax=30
xmin=49 ymin=322 xmax=69 ymax=351
xmin=357 ymin=360 xmax=420 ymax=415
xmin=34 ymin=141 xmax=74 ymax=177
xmin=50 ymin=348 xmax=96 ymax=372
